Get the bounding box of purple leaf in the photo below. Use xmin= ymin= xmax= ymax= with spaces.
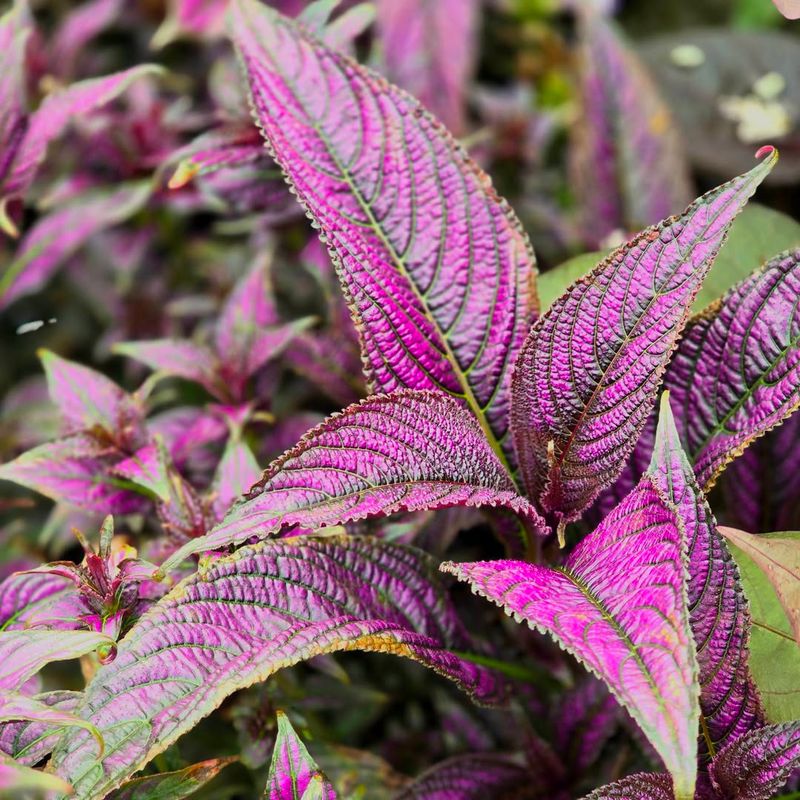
xmin=50 ymin=536 xmax=504 ymax=796
xmin=0 ymin=629 xmax=112 ymax=691
xmin=443 ymin=479 xmax=700 ymax=798
xmin=375 ymin=0 xmax=478 ymax=134
xmin=111 ymin=442 xmax=171 ymax=502
xmin=211 ymin=436 xmax=261 ymax=520
xmin=0 ymin=434 xmax=147 ymax=514
xmin=0 ymin=181 xmax=151 ymax=307
xmin=107 ymin=757 xmax=237 ymax=799
xmin=721 ymin=410 xmax=800 ymax=532
xmin=39 ymin=350 xmax=143 ymax=446
xmin=0 ymin=691 xmax=103 ymax=757
xmin=1 ymin=65 xmax=162 ymax=202
xmin=709 ymin=721 xmax=800 ymax=800
xmin=113 ymin=339 xmax=220 ymax=397
xmin=266 ymin=712 xmax=336 ymax=799
xmin=664 ymin=247 xmax=800 ymax=490
xmin=570 ymin=16 xmax=692 ymax=248
xmin=0 ymin=753 xmax=74 ymax=796
xmin=0 ymin=690 xmax=82 ymax=765
xmin=158 ymin=391 xmax=546 ymax=574
xmin=647 ymin=394 xmax=763 ymax=755
xmin=510 ymin=148 xmax=777 ymax=527
xmin=581 ymin=773 xmax=675 ymax=800
xmin=395 ymin=753 xmax=534 ymax=800
xmin=0 ymin=570 xmax=82 ymax=631
xmin=230 ymin=0 xmax=538 ymax=472
xmin=50 ymin=0 xmax=125 ymax=78
xmin=552 ymin=677 xmax=620 ymax=774
xmin=152 ymin=0 xmax=228 ymax=46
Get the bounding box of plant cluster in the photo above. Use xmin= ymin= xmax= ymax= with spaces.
xmin=0 ymin=0 xmax=799 ymax=798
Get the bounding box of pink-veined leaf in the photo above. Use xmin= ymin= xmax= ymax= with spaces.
xmin=0 ymin=181 xmax=151 ymax=307
xmin=211 ymin=436 xmax=261 ymax=519
xmin=0 ymin=570 xmax=82 ymax=631
xmin=647 ymin=394 xmax=763 ymax=755
xmin=721 ymin=410 xmax=800 ymax=533
xmin=1 ymin=65 xmax=161 ymax=202
xmin=107 ymin=757 xmax=237 ymax=800
xmin=709 ymin=721 xmax=800 ymax=800
xmin=570 ymin=15 xmax=692 ymax=248
xmin=0 ymin=691 xmax=103 ymax=757
xmin=266 ymin=712 xmax=336 ymax=799
xmin=510 ymin=148 xmax=777 ymax=527
xmin=718 ymin=529 xmax=800 ymax=648
xmin=0 ymin=434 xmax=147 ymax=514
xmin=442 ymin=479 xmax=700 ymax=798
xmin=230 ymin=0 xmax=538 ymax=473
xmin=581 ymin=773 xmax=675 ymax=800
xmin=375 ymin=0 xmax=478 ymax=134
xmin=664 ymin=247 xmax=800 ymax=490
xmin=772 ymin=0 xmax=800 ymax=19
xmin=39 ymin=350 xmax=143 ymax=446
xmin=0 ymin=690 xmax=82 ymax=766
xmin=0 ymin=753 xmax=74 ymax=796
xmin=111 ymin=442 xmax=171 ymax=502
xmin=0 ymin=629 xmax=112 ymax=691
xmin=395 ymin=753 xmax=535 ymax=800
xmin=158 ymin=391 xmax=546 ymax=575
xmin=50 ymin=536 xmax=505 ymax=797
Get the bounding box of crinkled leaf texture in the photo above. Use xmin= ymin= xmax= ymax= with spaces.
xmin=267 ymin=712 xmax=336 ymax=799
xmin=51 ymin=536 xmax=504 ymax=797
xmin=443 ymin=479 xmax=700 ymax=798
xmin=510 ymin=149 xmax=777 ymax=525
xmin=647 ymin=396 xmax=763 ymax=754
xmin=395 ymin=753 xmax=535 ymax=800
xmin=0 ymin=570 xmax=83 ymax=631
xmin=709 ymin=721 xmax=800 ymax=800
xmin=718 ymin=529 xmax=800 ymax=648
xmin=159 ymin=391 xmax=545 ymax=574
xmin=230 ymin=0 xmax=537 ymax=470
xmin=375 ymin=0 xmax=478 ymax=134
xmin=665 ymin=247 xmax=800 ymax=490
xmin=581 ymin=773 xmax=674 ymax=800
xmin=570 ymin=15 xmax=691 ymax=247
xmin=107 ymin=757 xmax=236 ymax=799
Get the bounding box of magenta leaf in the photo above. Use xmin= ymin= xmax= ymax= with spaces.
xmin=0 ymin=629 xmax=112 ymax=691
xmin=0 ymin=181 xmax=152 ymax=307
xmin=709 ymin=721 xmax=800 ymax=800
xmin=211 ymin=436 xmax=261 ymax=520
xmin=50 ymin=536 xmax=504 ymax=797
xmin=1 ymin=65 xmax=162 ymax=202
xmin=395 ymin=753 xmax=533 ymax=800
xmin=664 ymin=247 xmax=800 ymax=490
xmin=443 ymin=479 xmax=700 ymax=798
xmin=570 ymin=15 xmax=692 ymax=247
xmin=39 ymin=350 xmax=143 ymax=446
xmin=581 ymin=773 xmax=675 ymax=800
xmin=772 ymin=0 xmax=800 ymax=19
xmin=0 ymin=753 xmax=74 ymax=796
xmin=510 ymin=148 xmax=777 ymax=527
xmin=266 ymin=712 xmax=336 ymax=799
xmin=50 ymin=0 xmax=125 ymax=78
xmin=0 ymin=570 xmax=83 ymax=631
xmin=158 ymin=391 xmax=546 ymax=574
xmin=0 ymin=690 xmax=82 ymax=765
xmin=375 ymin=0 xmax=478 ymax=134
xmin=647 ymin=394 xmax=763 ymax=755
xmin=0 ymin=434 xmax=148 ymax=514
xmin=230 ymin=0 xmax=538 ymax=472
xmin=107 ymin=757 xmax=237 ymax=799
xmin=113 ymin=339 xmax=220 ymax=397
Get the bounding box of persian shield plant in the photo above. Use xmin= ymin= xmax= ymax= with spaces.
xmin=0 ymin=1 xmax=799 ymax=799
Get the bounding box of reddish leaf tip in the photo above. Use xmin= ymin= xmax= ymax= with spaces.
xmin=755 ymin=144 xmax=777 ymax=161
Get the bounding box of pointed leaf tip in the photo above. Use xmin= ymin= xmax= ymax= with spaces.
xmin=755 ymin=144 xmax=777 ymax=162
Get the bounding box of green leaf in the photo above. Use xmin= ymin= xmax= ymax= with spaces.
xmin=727 ymin=532 xmax=800 ymax=723
xmin=694 ymin=203 xmax=800 ymax=310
